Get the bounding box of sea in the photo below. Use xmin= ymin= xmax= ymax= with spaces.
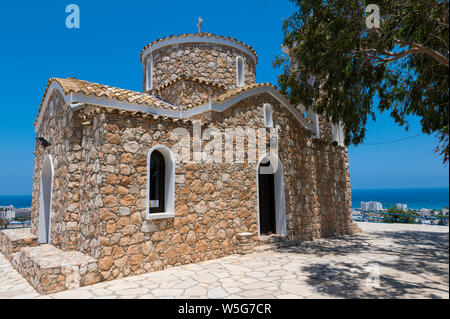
xmin=0 ymin=188 xmax=448 ymax=210
xmin=351 ymin=188 xmax=449 ymax=210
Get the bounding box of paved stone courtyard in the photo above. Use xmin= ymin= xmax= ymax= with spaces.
xmin=1 ymin=222 xmax=448 ymax=299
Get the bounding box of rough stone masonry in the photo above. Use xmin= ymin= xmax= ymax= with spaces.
xmin=2 ymin=32 xmax=359 ymax=293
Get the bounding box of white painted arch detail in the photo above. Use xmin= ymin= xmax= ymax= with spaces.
xmin=146 ymin=145 xmax=175 ymax=220
xmin=34 ymin=83 xmax=70 ymax=133
xmin=35 ymin=81 xmax=317 ymax=137
xmin=145 ymin=55 xmax=153 ymax=92
xmin=236 ymin=56 xmax=245 ymax=87
xmin=256 ymin=153 xmax=287 ymax=238
xmin=38 ymin=154 xmax=54 ymax=244
xmin=263 ymin=103 xmax=273 ymax=128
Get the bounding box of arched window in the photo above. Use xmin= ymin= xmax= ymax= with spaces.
xmin=149 ymin=150 xmax=165 ymax=213
xmin=236 ymin=56 xmax=245 ymax=87
xmin=48 ymin=101 xmax=54 ymax=116
xmin=145 ymin=55 xmax=153 ymax=92
xmin=263 ymin=103 xmax=273 ymax=128
xmin=146 ymin=146 xmax=175 ymax=219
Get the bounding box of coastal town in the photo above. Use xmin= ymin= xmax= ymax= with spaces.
xmin=0 ymin=206 xmax=31 ymax=229
xmin=1 ymin=201 xmax=448 ymax=230
xmin=353 ymin=201 xmax=449 ymax=225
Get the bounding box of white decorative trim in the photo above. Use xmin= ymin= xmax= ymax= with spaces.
xmin=36 ymin=82 xmax=316 ymax=136
xmin=332 ymin=121 xmax=345 ymax=146
xmin=236 ymin=56 xmax=245 ymax=87
xmin=38 ymin=154 xmax=54 ymax=244
xmin=263 ymin=103 xmax=273 ymax=128
xmin=146 ymin=212 xmax=175 ymax=220
xmin=141 ymin=35 xmax=258 ymax=65
xmin=35 ymin=82 xmax=71 ymax=133
xmin=145 ymin=55 xmax=153 ymax=92
xmin=48 ymin=101 xmax=54 ymax=116
xmin=256 ymin=154 xmax=287 ymax=238
xmin=146 ymin=145 xmax=175 ymax=220
xmin=186 ymin=86 xmax=314 ymax=131
xmin=69 ymin=93 xmax=179 ymax=117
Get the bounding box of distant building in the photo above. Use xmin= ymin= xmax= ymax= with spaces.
xmin=420 ymin=208 xmax=432 ymax=216
xmin=0 ymin=210 xmax=15 ymax=220
xmin=395 ymin=203 xmax=407 ymax=211
xmin=14 ymin=208 xmax=32 ymax=219
xmin=441 ymin=209 xmax=449 ymax=216
xmin=361 ymin=201 xmax=383 ymax=211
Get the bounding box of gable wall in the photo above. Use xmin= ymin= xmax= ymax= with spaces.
xmin=31 ymin=89 xmax=83 ymax=251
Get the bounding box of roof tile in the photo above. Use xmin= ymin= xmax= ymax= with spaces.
xmin=34 ymin=77 xmax=176 ymax=126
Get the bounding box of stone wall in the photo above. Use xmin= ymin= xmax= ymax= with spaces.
xmin=318 ymin=114 xmax=333 ymax=140
xmin=31 ymin=89 xmax=83 ymax=251
xmin=153 ymin=78 xmax=226 ymax=108
xmin=145 ymin=42 xmax=256 ymax=92
xmin=31 ymin=85 xmax=354 ymax=285
xmin=73 ymin=91 xmax=355 ymax=282
xmin=76 ymin=107 xmax=104 ymax=259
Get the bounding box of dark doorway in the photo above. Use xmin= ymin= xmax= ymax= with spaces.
xmin=258 ymin=160 xmax=276 ymax=235
xmin=149 ymin=150 xmax=165 ymax=213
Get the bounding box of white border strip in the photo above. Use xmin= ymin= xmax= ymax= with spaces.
xmin=35 ymin=82 xmax=71 ymax=133
xmin=183 ymin=86 xmax=314 ymax=131
xmin=36 ymin=82 xmax=315 ymax=135
xmin=69 ymin=93 xmax=180 ymax=117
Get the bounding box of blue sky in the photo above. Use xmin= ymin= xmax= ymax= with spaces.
xmin=0 ymin=0 xmax=448 ymax=195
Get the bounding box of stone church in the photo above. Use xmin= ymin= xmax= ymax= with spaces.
xmin=0 ymin=32 xmax=359 ymax=294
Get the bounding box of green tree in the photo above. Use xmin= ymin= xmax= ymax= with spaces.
xmin=274 ymin=0 xmax=449 ymax=163
xmin=384 ymin=207 xmax=418 ymax=223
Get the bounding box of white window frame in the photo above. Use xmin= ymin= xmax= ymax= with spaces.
xmin=146 ymin=145 xmax=175 ymax=220
xmin=48 ymin=101 xmax=54 ymax=116
xmin=145 ymin=55 xmax=153 ymax=92
xmin=256 ymin=154 xmax=287 ymax=238
xmin=263 ymin=103 xmax=273 ymax=128
xmin=332 ymin=121 xmax=345 ymax=146
xmin=236 ymin=56 xmax=245 ymax=87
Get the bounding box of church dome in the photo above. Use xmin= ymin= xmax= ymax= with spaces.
xmin=140 ymin=33 xmax=258 ymax=93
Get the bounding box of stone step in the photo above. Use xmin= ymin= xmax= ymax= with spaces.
xmin=0 ymin=228 xmax=38 ymax=260
xmin=14 ymin=244 xmax=99 ymax=294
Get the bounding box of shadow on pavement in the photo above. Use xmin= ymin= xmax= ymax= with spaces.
xmin=274 ymin=229 xmax=449 ymax=298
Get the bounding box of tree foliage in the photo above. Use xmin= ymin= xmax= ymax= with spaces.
xmin=274 ymin=0 xmax=449 ymax=163
xmin=384 ymin=207 xmax=418 ymax=223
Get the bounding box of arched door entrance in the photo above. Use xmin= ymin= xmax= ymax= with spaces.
xmin=38 ymin=154 xmax=53 ymax=244
xmin=257 ymin=154 xmax=287 ymax=237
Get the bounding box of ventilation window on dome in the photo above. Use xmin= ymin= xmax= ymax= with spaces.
xmin=48 ymin=101 xmax=54 ymax=116
xmin=146 ymin=56 xmax=153 ymax=91
xmin=236 ymin=56 xmax=245 ymax=87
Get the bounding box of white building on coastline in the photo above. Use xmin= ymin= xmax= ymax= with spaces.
xmin=361 ymin=201 xmax=383 ymax=211
xmin=395 ymin=203 xmax=408 ymax=211
xmin=0 ymin=210 xmax=15 ymax=220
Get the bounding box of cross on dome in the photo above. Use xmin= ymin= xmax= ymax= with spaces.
xmin=197 ymin=17 xmax=203 ymax=33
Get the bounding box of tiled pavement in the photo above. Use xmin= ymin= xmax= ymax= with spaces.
xmin=0 ymin=222 xmax=448 ymax=299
